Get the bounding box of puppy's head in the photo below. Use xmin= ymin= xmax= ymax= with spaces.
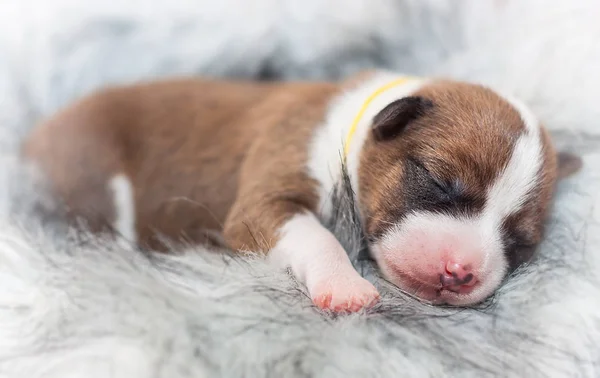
xmin=357 ymin=80 xmax=579 ymax=305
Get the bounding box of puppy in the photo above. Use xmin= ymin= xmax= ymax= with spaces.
xmin=22 ymin=71 xmax=580 ymax=312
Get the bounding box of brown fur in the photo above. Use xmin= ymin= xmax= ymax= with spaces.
xmin=23 ymin=77 xmax=338 ymax=251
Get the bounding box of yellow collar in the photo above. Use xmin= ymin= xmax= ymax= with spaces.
xmin=343 ymin=76 xmax=415 ymax=159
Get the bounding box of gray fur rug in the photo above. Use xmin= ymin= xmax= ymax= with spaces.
xmin=1 ymin=0 xmax=600 ymax=377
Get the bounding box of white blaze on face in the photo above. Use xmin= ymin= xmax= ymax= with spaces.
xmin=371 ymin=94 xmax=544 ymax=305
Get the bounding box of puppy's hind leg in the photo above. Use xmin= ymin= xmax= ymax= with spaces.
xmin=22 ymin=107 xmax=134 ymax=245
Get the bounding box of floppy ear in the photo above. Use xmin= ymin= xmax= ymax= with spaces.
xmin=372 ymin=96 xmax=433 ymax=141
xmin=556 ymin=151 xmax=583 ymax=180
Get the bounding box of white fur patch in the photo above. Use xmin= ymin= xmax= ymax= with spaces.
xmin=267 ymin=212 xmax=354 ymax=285
xmin=372 ymin=211 xmax=507 ymax=305
xmin=108 ymin=174 xmax=137 ymax=244
xmin=486 ymin=127 xmax=543 ymax=219
xmin=486 ymin=90 xmax=543 ymax=218
xmin=308 ymin=71 xmax=428 ymax=216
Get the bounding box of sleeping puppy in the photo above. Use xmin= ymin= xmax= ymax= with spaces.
xmin=22 ymin=71 xmax=580 ymax=312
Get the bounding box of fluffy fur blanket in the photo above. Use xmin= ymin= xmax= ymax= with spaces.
xmin=1 ymin=0 xmax=599 ymax=377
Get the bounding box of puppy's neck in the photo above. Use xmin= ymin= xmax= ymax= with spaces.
xmin=308 ymin=71 xmax=428 ymax=217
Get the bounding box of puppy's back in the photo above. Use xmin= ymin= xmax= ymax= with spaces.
xmin=22 ymin=78 xmax=276 ymax=246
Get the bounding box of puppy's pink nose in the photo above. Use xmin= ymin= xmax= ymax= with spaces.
xmin=440 ymin=261 xmax=477 ymax=288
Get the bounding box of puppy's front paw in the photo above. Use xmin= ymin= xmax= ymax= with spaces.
xmin=308 ymin=272 xmax=380 ymax=313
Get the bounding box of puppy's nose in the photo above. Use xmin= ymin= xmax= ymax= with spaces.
xmin=440 ymin=261 xmax=477 ymax=288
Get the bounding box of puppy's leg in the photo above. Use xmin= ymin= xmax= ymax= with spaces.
xmin=22 ymin=105 xmax=132 ymax=243
xmin=223 ymin=178 xmax=379 ymax=312
xmin=269 ymin=212 xmax=380 ymax=312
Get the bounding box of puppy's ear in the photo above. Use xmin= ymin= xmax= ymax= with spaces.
xmin=556 ymin=151 xmax=582 ymax=180
xmin=372 ymin=96 xmax=433 ymax=141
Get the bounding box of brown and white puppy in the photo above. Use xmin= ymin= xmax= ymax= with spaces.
xmin=22 ymin=71 xmax=579 ymax=312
